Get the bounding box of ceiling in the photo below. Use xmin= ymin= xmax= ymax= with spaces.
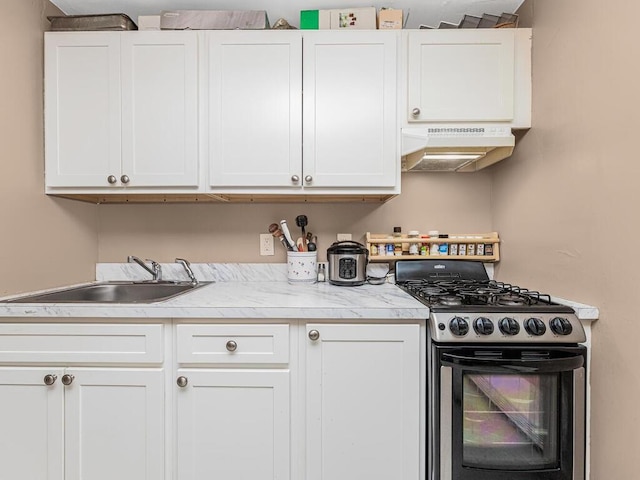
xmin=49 ymin=0 xmax=525 ymax=30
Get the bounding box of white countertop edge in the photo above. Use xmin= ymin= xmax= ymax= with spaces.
xmin=0 ymin=305 xmax=429 ymax=320
xmin=551 ymin=296 xmax=599 ymax=321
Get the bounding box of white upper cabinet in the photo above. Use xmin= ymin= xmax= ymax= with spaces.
xmin=45 ymin=31 xmax=199 ymax=190
xmin=302 ymin=31 xmax=399 ymax=189
xmin=405 ymin=29 xmax=531 ymax=127
xmin=208 ymin=30 xmax=399 ymax=194
xmin=121 ymin=32 xmax=199 ymax=188
xmin=45 ymin=33 xmax=121 ymax=188
xmin=208 ymin=31 xmax=302 ymax=188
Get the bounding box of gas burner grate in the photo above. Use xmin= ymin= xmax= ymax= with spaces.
xmin=397 ymin=278 xmax=557 ymax=309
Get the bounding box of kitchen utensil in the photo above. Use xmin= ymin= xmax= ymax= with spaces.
xmin=296 ymin=237 xmax=306 ymax=251
xmin=307 ymin=242 xmax=317 ymax=252
xmin=269 ymin=223 xmax=294 ymax=251
xmin=280 ymin=220 xmax=298 ymax=252
xmin=295 ymin=215 xmax=308 ymax=251
xmin=326 ymin=241 xmax=369 ymax=286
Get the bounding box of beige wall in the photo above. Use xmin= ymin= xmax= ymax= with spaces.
xmin=97 ymin=174 xmax=493 ymax=263
xmin=0 ymin=0 xmax=97 ymax=295
xmin=493 ymin=1 xmax=640 ymax=477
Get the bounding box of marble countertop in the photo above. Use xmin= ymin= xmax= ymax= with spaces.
xmin=0 ymin=263 xmax=599 ymax=321
xmin=0 ymin=264 xmax=429 ymax=320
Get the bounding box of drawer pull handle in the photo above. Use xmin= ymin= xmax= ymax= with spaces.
xmin=308 ymin=330 xmax=320 ymax=341
xmin=226 ymin=340 xmax=238 ymax=352
xmin=61 ymin=374 xmax=74 ymax=386
xmin=176 ymin=376 xmax=188 ymax=388
xmin=411 ymin=107 xmax=421 ymax=117
xmin=44 ymin=374 xmax=57 ymax=386
xmin=107 ymin=175 xmax=117 ymax=184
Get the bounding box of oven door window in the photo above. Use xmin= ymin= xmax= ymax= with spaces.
xmin=462 ymin=372 xmax=559 ymax=470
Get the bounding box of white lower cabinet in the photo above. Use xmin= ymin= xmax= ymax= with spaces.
xmin=304 ymin=323 xmax=421 ymax=480
xmin=175 ymin=370 xmax=290 ymax=480
xmin=64 ymin=368 xmax=165 ymax=480
xmin=0 ymin=323 xmax=165 ymax=480
xmin=175 ymin=323 xmax=291 ymax=480
xmin=0 ymin=320 xmax=421 ymax=480
xmin=0 ymin=367 xmax=65 ymax=480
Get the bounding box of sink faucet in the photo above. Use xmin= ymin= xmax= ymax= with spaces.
xmin=127 ymin=256 xmax=162 ymax=282
xmin=175 ymin=258 xmax=198 ymax=285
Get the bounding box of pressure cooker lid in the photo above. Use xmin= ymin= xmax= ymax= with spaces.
xmin=327 ymin=240 xmax=368 ymax=255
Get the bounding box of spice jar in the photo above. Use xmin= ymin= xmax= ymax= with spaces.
xmin=428 ymin=230 xmax=440 ymax=255
xmin=420 ymin=235 xmax=429 ymax=256
xmin=408 ymin=231 xmax=420 ymax=255
xmin=438 ymin=234 xmax=449 ymax=255
xmin=393 ymin=227 xmax=403 ymax=256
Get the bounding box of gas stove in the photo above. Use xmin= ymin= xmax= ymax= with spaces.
xmin=395 ymin=260 xmax=586 ymax=344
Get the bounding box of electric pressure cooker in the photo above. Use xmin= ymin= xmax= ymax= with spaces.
xmin=326 ymin=241 xmax=369 ymax=286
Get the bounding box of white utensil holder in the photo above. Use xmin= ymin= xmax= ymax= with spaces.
xmin=287 ymin=251 xmax=318 ymax=284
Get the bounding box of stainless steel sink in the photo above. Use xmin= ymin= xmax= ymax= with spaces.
xmin=1 ymin=281 xmax=209 ymax=304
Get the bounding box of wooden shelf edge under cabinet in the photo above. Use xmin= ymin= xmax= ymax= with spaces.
xmin=365 ymin=232 xmax=500 ymax=262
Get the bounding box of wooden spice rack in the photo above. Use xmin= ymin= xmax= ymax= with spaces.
xmin=365 ymin=232 xmax=500 ymax=262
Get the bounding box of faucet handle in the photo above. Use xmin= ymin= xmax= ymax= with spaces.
xmin=175 ymin=258 xmax=198 ymax=285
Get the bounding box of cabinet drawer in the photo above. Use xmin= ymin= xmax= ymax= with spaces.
xmin=177 ymin=324 xmax=289 ymax=365
xmin=0 ymin=323 xmax=163 ymax=364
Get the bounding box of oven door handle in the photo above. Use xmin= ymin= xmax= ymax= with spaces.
xmin=441 ymin=352 xmax=584 ymax=373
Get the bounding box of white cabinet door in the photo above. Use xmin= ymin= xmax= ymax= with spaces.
xmin=407 ymin=29 xmax=515 ymax=122
xmin=64 ymin=368 xmax=165 ymax=480
xmin=176 ymin=369 xmax=290 ymax=480
xmin=305 ymin=324 xmax=420 ymax=480
xmin=0 ymin=367 xmax=64 ymax=480
xmin=45 ymin=33 xmax=121 ymax=187
xmin=121 ymin=32 xmax=199 ymax=187
xmin=208 ymin=31 xmax=302 ymax=188
xmin=303 ymin=31 xmax=398 ymax=189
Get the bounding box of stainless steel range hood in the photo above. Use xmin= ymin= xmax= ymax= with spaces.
xmin=401 ymin=126 xmax=515 ymax=172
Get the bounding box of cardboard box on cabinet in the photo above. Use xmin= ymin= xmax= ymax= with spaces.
xmin=160 ymin=10 xmax=270 ymax=30
xmin=378 ymin=9 xmax=403 ymax=29
xmin=300 ymin=7 xmax=377 ymax=30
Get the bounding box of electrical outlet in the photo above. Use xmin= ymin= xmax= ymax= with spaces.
xmin=259 ymin=234 xmax=275 ymax=256
xmin=337 ymin=233 xmax=352 ymax=242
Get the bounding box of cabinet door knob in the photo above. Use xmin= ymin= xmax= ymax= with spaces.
xmin=61 ymin=374 xmax=74 ymax=386
xmin=411 ymin=107 xmax=421 ymax=117
xmin=43 ymin=374 xmax=57 ymax=386
xmin=226 ymin=340 xmax=238 ymax=352
xmin=304 ymin=175 xmax=313 ymax=184
xmin=308 ymin=329 xmax=320 ymax=341
xmin=120 ymin=175 xmax=130 ymax=184
xmin=291 ymin=175 xmax=300 ymax=184
xmin=107 ymin=175 xmax=117 ymax=184
xmin=176 ymin=376 xmax=188 ymax=388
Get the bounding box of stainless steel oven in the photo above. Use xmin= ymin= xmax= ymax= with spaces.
xmin=395 ymin=260 xmax=587 ymax=480
xmin=432 ymin=344 xmax=585 ymax=480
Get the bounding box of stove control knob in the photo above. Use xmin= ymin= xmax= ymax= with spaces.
xmin=473 ymin=317 xmax=494 ymax=335
xmin=524 ymin=317 xmax=547 ymax=336
xmin=449 ymin=317 xmax=469 ymax=337
xmin=499 ymin=317 xmax=520 ymax=336
xmin=550 ymin=317 xmax=573 ymax=335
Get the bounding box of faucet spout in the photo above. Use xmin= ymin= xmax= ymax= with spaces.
xmin=127 ymin=256 xmax=162 ymax=282
xmin=175 ymin=258 xmax=198 ymax=285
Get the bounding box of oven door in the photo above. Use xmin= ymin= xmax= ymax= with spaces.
xmin=432 ymin=345 xmax=586 ymax=480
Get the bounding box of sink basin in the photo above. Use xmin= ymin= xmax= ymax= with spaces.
xmin=2 ymin=281 xmax=209 ymax=304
